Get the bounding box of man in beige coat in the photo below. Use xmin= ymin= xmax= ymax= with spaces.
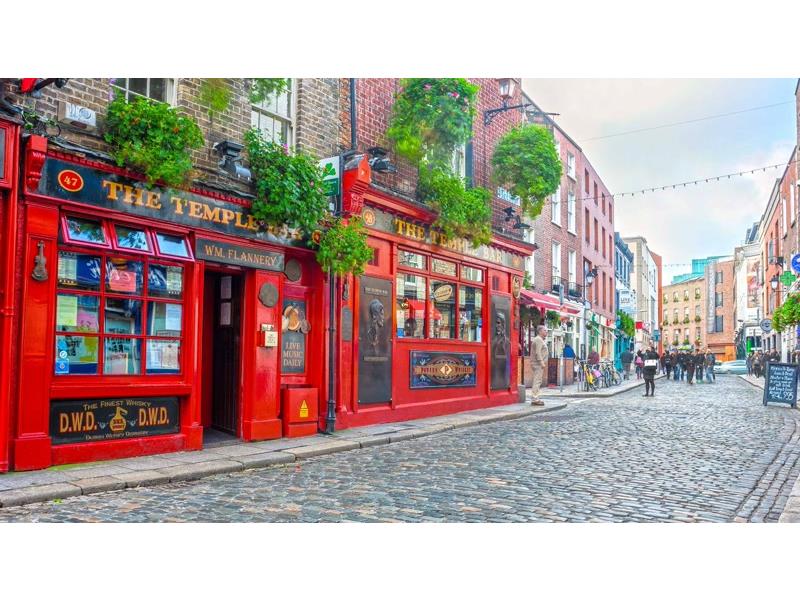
xmin=530 ymin=325 xmax=548 ymax=406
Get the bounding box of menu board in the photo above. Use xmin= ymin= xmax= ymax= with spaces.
xmin=763 ymin=362 xmax=798 ymax=408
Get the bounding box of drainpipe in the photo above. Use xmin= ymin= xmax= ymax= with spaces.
xmin=324 ymin=79 xmax=358 ymax=434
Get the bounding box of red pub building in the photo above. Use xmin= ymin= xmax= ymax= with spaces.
xmin=0 ymin=77 xmax=532 ymax=472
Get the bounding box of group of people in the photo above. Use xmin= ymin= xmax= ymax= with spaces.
xmin=746 ymin=350 xmax=779 ymax=378
xmin=660 ymin=349 xmax=716 ymax=384
xmin=619 ymin=347 xmax=718 ymax=395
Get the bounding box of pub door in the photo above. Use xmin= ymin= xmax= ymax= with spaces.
xmin=203 ymin=271 xmax=243 ymax=438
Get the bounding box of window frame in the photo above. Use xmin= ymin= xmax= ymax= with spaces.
xmin=394 ymin=247 xmax=487 ymax=345
xmin=54 ymin=217 xmax=192 ymax=380
xmin=551 ymin=184 xmax=562 ymax=226
xmin=60 ymin=214 xmax=113 ymax=250
xmin=250 ymin=78 xmax=296 ymax=148
xmin=110 ymin=78 xmax=177 ymax=105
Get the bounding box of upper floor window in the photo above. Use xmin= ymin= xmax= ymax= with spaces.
xmin=111 ymin=78 xmax=175 ymax=104
xmin=551 ymin=185 xmax=562 ymax=226
xmin=567 ymin=192 xmax=576 ymax=233
xmin=567 ymin=153 xmax=576 ymax=179
xmin=251 ymin=79 xmax=294 ymax=146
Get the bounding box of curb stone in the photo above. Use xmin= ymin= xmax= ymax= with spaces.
xmin=0 ymin=402 xmax=566 ymax=509
xmin=778 ymin=473 xmax=800 ymax=522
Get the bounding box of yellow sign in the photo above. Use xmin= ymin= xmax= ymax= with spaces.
xmin=299 ymin=400 xmax=309 ymax=419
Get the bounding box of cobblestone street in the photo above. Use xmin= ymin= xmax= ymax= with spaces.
xmin=1 ymin=375 xmax=798 ymax=523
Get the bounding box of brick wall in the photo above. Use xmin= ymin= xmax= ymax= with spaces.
xmin=351 ymin=78 xmax=527 ymax=237
xmin=0 ymin=78 xmax=339 ymax=196
xmin=663 ymin=278 xmax=706 ymax=348
xmin=706 ymin=259 xmax=735 ymax=358
xmin=531 ymin=127 xmax=583 ymax=298
xmin=582 ymin=155 xmax=615 ymax=320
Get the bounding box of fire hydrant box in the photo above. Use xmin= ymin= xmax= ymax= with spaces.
xmin=282 ymin=387 xmax=318 ymax=438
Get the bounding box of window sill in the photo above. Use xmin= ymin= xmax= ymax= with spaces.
xmin=397 ymin=337 xmax=487 ymax=346
xmin=551 ymin=220 xmax=562 ymax=227
xmin=51 ymin=380 xmax=191 ymax=398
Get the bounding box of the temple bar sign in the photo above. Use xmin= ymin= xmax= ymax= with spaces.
xmin=196 ymin=237 xmax=284 ymax=271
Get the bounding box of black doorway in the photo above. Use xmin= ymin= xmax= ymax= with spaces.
xmin=204 ymin=271 xmax=243 ymax=436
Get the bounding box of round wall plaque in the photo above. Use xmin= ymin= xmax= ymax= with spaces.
xmin=258 ymin=283 xmax=279 ymax=307
xmin=284 ymin=258 xmax=302 ymax=282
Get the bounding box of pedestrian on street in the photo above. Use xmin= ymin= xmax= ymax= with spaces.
xmin=659 ymin=352 xmax=666 ymax=375
xmin=530 ymin=325 xmax=548 ymax=406
xmin=664 ymin=351 xmax=672 ymax=380
xmin=563 ymin=343 xmax=576 ymax=359
xmin=677 ymin=351 xmax=686 ymax=381
xmin=634 ymin=351 xmax=644 ymax=380
xmin=753 ymin=351 xmax=763 ymax=378
xmin=671 ymin=350 xmax=679 ymax=380
xmin=642 ymin=346 xmax=659 ymax=397
xmin=746 ymin=353 xmax=753 ymax=376
xmin=705 ymin=351 xmax=716 ymax=383
xmin=771 ymin=350 xmax=780 ymax=363
xmin=621 ymin=346 xmax=633 ymax=380
xmin=695 ymin=349 xmax=705 ymax=383
xmin=686 ymin=351 xmax=696 ymax=384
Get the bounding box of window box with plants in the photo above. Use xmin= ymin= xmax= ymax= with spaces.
xmin=683 ymin=317 xmax=690 ymax=324
xmin=694 ymin=316 xmax=701 ymax=323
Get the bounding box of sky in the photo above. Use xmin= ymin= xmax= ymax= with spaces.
xmin=521 ymin=79 xmax=797 ymax=284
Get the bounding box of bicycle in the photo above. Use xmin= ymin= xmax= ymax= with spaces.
xmin=576 ymin=360 xmax=600 ymax=392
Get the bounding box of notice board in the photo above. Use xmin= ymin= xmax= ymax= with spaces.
xmin=763 ymin=362 xmax=798 ymax=408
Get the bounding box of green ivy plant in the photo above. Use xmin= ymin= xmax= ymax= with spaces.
xmin=616 ymin=310 xmax=635 ymax=338
xmin=418 ymin=166 xmax=492 ymax=246
xmin=249 ymin=78 xmax=289 ymax=105
xmin=545 ymin=310 xmax=561 ymax=328
xmin=104 ymin=94 xmax=204 ymax=187
xmin=522 ymin=270 xmax=533 ymax=290
xmin=387 ymin=78 xmax=478 ymax=166
xmin=315 ymin=217 xmax=374 ymax=277
xmin=386 ymin=78 xmax=493 ymax=245
xmin=492 ymin=124 xmax=562 ymax=219
xmin=773 ymin=293 xmax=800 ymax=332
xmin=244 ymin=128 xmax=328 ymax=233
xmin=198 ymin=78 xmax=232 ymax=119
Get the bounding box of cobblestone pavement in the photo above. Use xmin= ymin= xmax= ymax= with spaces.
xmin=1 ymin=375 xmax=799 ymax=523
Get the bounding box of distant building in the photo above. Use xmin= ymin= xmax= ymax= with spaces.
xmin=733 ymin=225 xmax=762 ymax=357
xmin=705 ymin=257 xmax=736 ymax=361
xmin=662 ymin=276 xmax=706 ymax=350
xmin=623 ymin=236 xmax=659 ymax=351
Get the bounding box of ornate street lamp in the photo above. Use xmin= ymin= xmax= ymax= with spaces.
xmin=483 ymin=78 xmax=560 ymax=126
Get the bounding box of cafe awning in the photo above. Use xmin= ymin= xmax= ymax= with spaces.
xmin=519 ymin=289 xmax=580 ymax=315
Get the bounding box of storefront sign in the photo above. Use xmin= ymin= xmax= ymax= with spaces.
xmin=281 ymin=300 xmax=307 ymax=373
xmin=431 ymin=258 xmax=457 ymax=277
xmin=37 ymin=157 xmax=307 ymax=248
xmin=196 ymin=237 xmax=284 ymax=271
xmin=358 ymin=277 xmax=393 ymax=404
xmin=490 ymin=296 xmax=511 ymax=390
xmin=760 ymin=319 xmax=773 ymax=333
xmin=410 ymin=351 xmax=477 ymax=389
xmin=361 ymin=206 xmax=525 ymax=270
xmin=432 ymin=283 xmax=454 ymax=302
xmin=763 ymin=362 xmax=798 ymax=408
xmin=319 ymin=156 xmax=340 ymax=196
xmin=50 ymin=396 xmax=179 ymax=445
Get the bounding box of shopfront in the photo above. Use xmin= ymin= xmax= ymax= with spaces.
xmin=8 ymin=137 xmax=326 ymax=470
xmin=332 ymin=189 xmax=531 ymax=429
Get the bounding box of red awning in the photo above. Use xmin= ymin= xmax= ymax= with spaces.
xmin=519 ymin=290 xmax=580 ymax=315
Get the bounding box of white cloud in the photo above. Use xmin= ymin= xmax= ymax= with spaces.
xmin=522 ymin=78 xmax=797 ymax=281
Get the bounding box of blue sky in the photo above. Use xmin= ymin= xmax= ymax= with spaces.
xmin=521 ymin=79 xmax=797 ymax=283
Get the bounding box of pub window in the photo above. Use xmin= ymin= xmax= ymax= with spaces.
xmin=110 ymin=78 xmax=175 ymax=104
xmin=458 ymin=285 xmax=483 ymax=342
xmin=396 ymin=273 xmax=426 ymax=339
xmin=55 ymin=220 xmax=188 ymax=377
xmin=398 ymin=249 xmax=426 ymax=270
xmin=62 ymin=215 xmax=109 ymax=247
xmin=431 ymin=258 xmax=457 ymax=278
xmin=462 ymin=266 xmax=484 ymax=283
xmin=155 ymin=231 xmax=192 ymax=258
xmin=251 ymin=79 xmax=294 ymax=146
xmin=429 ymin=280 xmax=456 ymax=339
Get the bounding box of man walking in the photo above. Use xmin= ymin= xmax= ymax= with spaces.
xmin=686 ymin=350 xmax=696 ymax=384
xmin=705 ymin=351 xmax=715 ymax=383
xmin=621 ymin=346 xmax=633 ymax=380
xmin=530 ymin=325 xmax=548 ymax=406
xmin=695 ymin=349 xmax=704 ymax=383
xmin=642 ymin=346 xmax=659 ymax=397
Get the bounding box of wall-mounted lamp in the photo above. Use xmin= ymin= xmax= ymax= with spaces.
xmin=484 ymin=78 xmax=560 ymax=126
xmin=585 ymin=267 xmax=599 ymax=286
xmin=214 ymin=140 xmax=251 ymax=181
xmin=367 ymin=147 xmax=396 ymax=173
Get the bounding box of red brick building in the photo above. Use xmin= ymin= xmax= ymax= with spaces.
xmin=705 ymin=258 xmax=736 ymax=361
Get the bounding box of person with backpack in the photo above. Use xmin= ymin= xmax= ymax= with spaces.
xmin=634 ymin=350 xmax=644 ymax=380
xmin=642 ymin=346 xmax=660 ymax=397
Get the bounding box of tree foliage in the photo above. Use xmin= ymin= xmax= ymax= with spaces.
xmin=104 ymin=94 xmax=204 ymax=187
xmin=315 ymin=217 xmax=374 ymax=277
xmin=492 ymin=125 xmax=562 ymax=219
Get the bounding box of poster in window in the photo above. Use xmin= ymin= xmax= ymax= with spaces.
xmin=490 ymin=295 xmax=511 ymax=390
xmin=358 ymin=276 xmax=393 ymax=404
xmin=57 ymin=295 xmax=78 ymax=327
xmin=108 ymin=266 xmax=137 ymax=293
xmin=166 ymin=266 xmax=183 ymax=295
xmin=281 ymin=299 xmax=307 ymax=374
xmin=165 ymin=304 xmax=182 ymax=331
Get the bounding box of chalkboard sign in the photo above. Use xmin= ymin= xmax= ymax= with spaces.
xmin=763 ymin=362 xmax=798 ymax=408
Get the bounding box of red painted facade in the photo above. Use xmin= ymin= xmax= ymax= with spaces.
xmin=0 ymin=78 xmax=533 ymax=471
